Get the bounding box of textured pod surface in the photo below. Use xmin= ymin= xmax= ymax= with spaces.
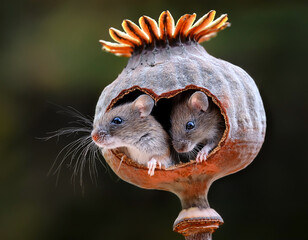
xmin=94 ymin=43 xmax=266 ymax=207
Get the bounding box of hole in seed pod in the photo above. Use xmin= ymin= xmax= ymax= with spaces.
xmin=107 ymin=88 xmax=226 ymax=168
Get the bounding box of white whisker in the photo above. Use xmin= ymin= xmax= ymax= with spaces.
xmin=45 ymin=106 xmax=106 ymax=188
xmin=117 ymin=155 xmax=125 ymax=172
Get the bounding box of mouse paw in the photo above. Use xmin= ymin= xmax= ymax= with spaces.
xmin=196 ymin=145 xmax=212 ymax=163
xmin=196 ymin=146 xmax=211 ymax=163
xmin=196 ymin=151 xmax=207 ymax=163
xmin=147 ymin=158 xmax=161 ymax=176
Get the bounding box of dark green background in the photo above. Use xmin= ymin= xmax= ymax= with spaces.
xmin=1 ymin=0 xmax=307 ymax=239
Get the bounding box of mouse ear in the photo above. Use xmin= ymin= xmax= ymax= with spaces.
xmin=188 ymin=91 xmax=209 ymax=112
xmin=132 ymin=94 xmax=155 ymax=117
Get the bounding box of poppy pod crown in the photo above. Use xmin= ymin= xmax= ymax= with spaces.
xmin=95 ymin=10 xmax=266 ymax=239
xmin=99 ymin=10 xmax=230 ymax=57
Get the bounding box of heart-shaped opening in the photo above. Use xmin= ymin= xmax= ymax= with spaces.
xmin=104 ymin=84 xmax=229 ymax=170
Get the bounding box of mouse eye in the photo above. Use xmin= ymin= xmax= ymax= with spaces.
xmin=111 ymin=117 xmax=123 ymax=124
xmin=186 ymin=121 xmax=195 ymax=130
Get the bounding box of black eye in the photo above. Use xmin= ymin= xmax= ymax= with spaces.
xmin=186 ymin=121 xmax=195 ymax=130
xmin=111 ymin=117 xmax=123 ymax=124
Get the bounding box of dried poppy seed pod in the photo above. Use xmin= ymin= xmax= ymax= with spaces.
xmin=95 ymin=10 xmax=266 ymax=239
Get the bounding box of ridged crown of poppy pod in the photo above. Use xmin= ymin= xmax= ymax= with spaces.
xmin=100 ymin=10 xmax=230 ymax=57
xmin=95 ymin=10 xmax=266 ymax=239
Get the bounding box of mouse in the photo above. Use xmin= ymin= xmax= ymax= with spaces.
xmin=170 ymin=91 xmax=225 ymax=163
xmin=92 ymin=94 xmax=172 ymax=176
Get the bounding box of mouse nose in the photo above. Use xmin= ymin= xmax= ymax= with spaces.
xmin=172 ymin=140 xmax=188 ymax=153
xmin=175 ymin=146 xmax=186 ymax=153
xmin=91 ymin=129 xmax=107 ymax=142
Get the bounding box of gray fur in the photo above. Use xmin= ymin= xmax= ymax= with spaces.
xmin=92 ymin=95 xmax=170 ymax=166
xmin=170 ymin=91 xmax=224 ymax=155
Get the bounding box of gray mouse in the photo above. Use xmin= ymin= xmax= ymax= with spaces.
xmin=170 ymin=91 xmax=225 ymax=162
xmin=92 ymin=94 xmax=172 ymax=176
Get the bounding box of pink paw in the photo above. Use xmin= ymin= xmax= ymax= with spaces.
xmin=196 ymin=151 xmax=208 ymax=163
xmin=147 ymin=158 xmax=162 ymax=176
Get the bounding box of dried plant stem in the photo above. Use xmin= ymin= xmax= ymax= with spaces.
xmin=185 ymin=232 xmax=212 ymax=240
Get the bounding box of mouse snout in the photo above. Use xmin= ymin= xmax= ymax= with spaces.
xmin=91 ymin=129 xmax=108 ymax=143
xmin=172 ymin=140 xmax=190 ymax=153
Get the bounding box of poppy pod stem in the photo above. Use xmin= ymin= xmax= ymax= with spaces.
xmin=173 ymin=207 xmax=223 ymax=238
xmin=185 ymin=232 xmax=212 ymax=240
xmin=172 ymin=180 xmax=223 ymax=238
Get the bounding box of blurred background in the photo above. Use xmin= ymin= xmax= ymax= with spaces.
xmin=1 ymin=0 xmax=307 ymax=239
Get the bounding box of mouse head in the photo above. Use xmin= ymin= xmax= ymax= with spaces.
xmin=92 ymin=94 xmax=154 ymax=149
xmin=170 ymin=91 xmax=210 ymax=153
